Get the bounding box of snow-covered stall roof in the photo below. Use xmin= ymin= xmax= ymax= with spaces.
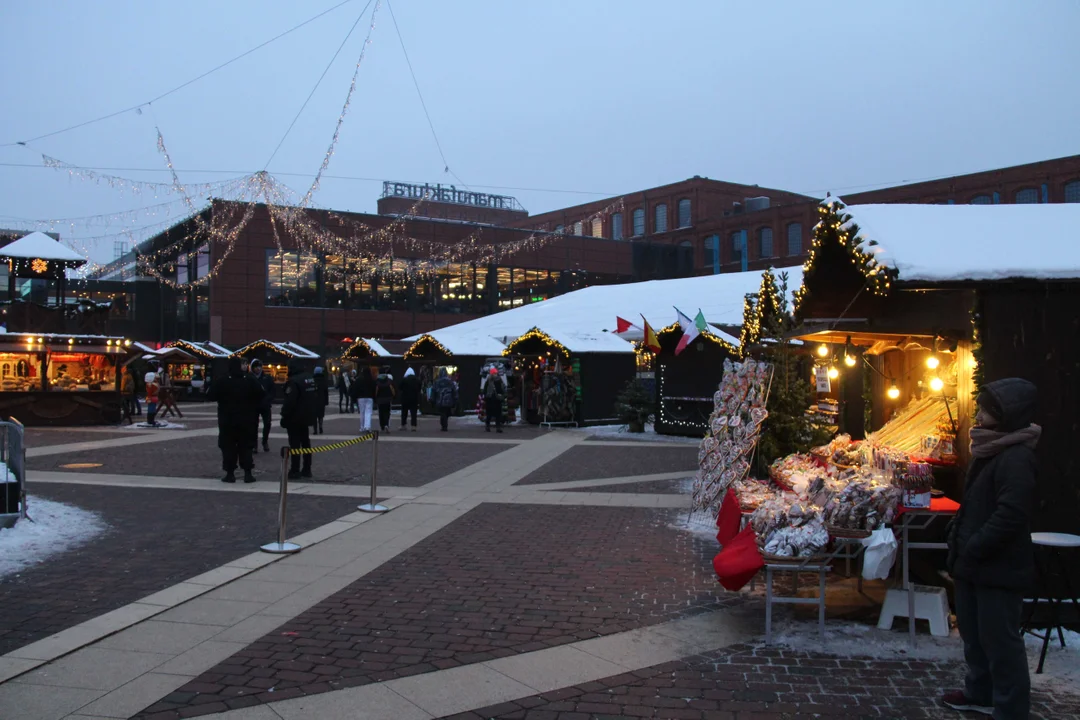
xmin=234 ymin=340 xmax=319 ymax=359
xmin=842 ymin=203 xmax=1080 ymax=283
xmin=505 ymin=327 xmax=635 ymax=355
xmin=170 ymin=340 xmax=231 ymax=359
xmin=0 ymin=232 xmax=86 ymax=264
xmin=344 ymin=337 xmax=394 ymax=358
xmin=404 ymin=267 xmax=802 ymax=348
xmin=407 ymin=333 xmax=507 ymax=358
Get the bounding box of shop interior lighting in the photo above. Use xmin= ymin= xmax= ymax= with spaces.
xmin=887 ymin=384 xmax=900 ymax=400
xmin=929 ymin=376 xmax=944 ymax=392
xmin=816 ymin=343 xmax=829 ymax=357
xmin=827 ymin=366 xmax=839 ymax=380
xmin=844 ymin=354 xmax=856 ymax=367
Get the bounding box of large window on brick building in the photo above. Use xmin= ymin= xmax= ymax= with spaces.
xmin=266 ymin=250 xmax=319 ymax=307
xmin=632 ymin=208 xmax=645 ymax=236
xmin=786 ymin=223 xmax=802 ymax=256
xmin=573 ymin=221 xmax=583 ymax=236
xmin=655 ymin=204 xmax=668 ymax=233
xmin=758 ymin=227 xmax=774 ymax=258
xmin=1015 ymin=188 xmax=1039 ymax=204
xmin=731 ymin=231 xmax=745 ymax=264
xmin=703 ymin=235 xmax=719 ymax=273
xmin=1065 ymin=181 xmax=1080 ymax=203
xmin=591 ymin=218 xmax=602 ymax=237
xmin=612 ymin=212 xmax=624 ymax=240
xmin=677 ymin=199 xmax=691 ymax=228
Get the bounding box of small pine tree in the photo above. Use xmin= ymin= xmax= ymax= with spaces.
xmin=614 ymin=378 xmax=653 ymax=431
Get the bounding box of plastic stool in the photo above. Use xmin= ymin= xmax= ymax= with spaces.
xmin=878 ymin=585 xmax=950 ymax=637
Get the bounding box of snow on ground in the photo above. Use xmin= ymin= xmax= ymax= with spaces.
xmin=1 ymin=460 xmax=14 ymax=483
xmin=120 ymin=421 xmax=187 ymax=430
xmin=671 ymin=508 xmax=718 ymax=541
xmin=1026 ymin=627 xmax=1080 ymax=696
xmin=0 ymin=496 xmax=107 ymax=578
xmin=570 ymin=423 xmax=701 ymax=444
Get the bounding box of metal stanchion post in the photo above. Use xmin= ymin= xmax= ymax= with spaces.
xmin=261 ymin=446 xmax=302 ymax=554
xmin=358 ymin=431 xmax=388 ymax=513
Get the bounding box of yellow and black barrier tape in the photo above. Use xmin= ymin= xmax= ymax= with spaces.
xmin=287 ymin=431 xmax=377 ymax=455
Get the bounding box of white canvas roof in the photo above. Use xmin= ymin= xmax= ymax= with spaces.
xmin=405 ymin=267 xmax=801 ymax=351
xmin=841 ymin=203 xmax=1080 ymax=283
xmin=0 ymin=232 xmax=85 ymax=263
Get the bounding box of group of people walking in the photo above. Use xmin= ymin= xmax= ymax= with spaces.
xmin=335 ymin=365 xmax=430 ymax=432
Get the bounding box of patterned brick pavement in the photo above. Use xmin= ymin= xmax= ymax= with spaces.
xmin=564 ymin=477 xmax=692 ymax=494
xmin=515 ymin=445 xmax=698 ymax=486
xmin=454 ymin=644 xmax=1080 ymax=720
xmin=26 ymin=434 xmax=512 ymax=487
xmin=134 ymin=504 xmax=744 ymax=718
xmin=0 ymin=483 xmax=352 ymax=656
xmin=23 ymin=429 xmax=140 ymax=447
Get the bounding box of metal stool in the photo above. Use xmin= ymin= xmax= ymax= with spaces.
xmin=1024 ymin=532 xmax=1080 ymax=674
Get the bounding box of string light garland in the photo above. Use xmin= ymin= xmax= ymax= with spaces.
xmin=403 ymin=334 xmax=452 ymax=360
xmin=342 ymin=337 xmax=381 ymax=359
xmin=503 ymin=328 xmax=570 ymax=359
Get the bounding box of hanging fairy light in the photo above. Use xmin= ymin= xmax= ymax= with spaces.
xmin=929 ymin=376 xmax=944 ymax=392
xmin=887 ymin=384 xmax=900 ymax=400
xmin=816 ymin=343 xmax=829 ymax=357
xmin=827 ymin=366 xmax=839 ymax=380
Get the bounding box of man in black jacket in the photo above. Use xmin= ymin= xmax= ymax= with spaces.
xmin=208 ymin=357 xmax=264 ymax=484
xmin=249 ymin=359 xmax=276 ymax=453
xmin=943 ymin=378 xmax=1040 ymax=720
xmin=312 ymin=366 xmax=329 ymax=435
xmin=280 ymin=360 xmax=319 ymax=479
xmin=399 ymin=367 xmax=420 ymax=431
xmin=482 ymin=367 xmax=506 ymax=433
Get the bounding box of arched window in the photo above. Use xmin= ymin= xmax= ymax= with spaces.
xmin=1015 ymin=188 xmax=1039 ymax=204
xmin=970 ymin=195 xmax=992 ymax=205
xmin=632 ymin=208 xmax=645 ymax=236
xmin=786 ymin=223 xmax=802 ymax=256
xmin=655 ymin=204 xmax=668 ymax=233
xmin=611 ymin=212 xmax=624 ymax=240
xmin=573 ymin=221 xmax=583 ymax=236
xmin=591 ymin=218 xmax=602 ymax=237
xmin=758 ymin=227 xmax=774 ymax=258
xmin=1065 ymin=181 xmax=1080 ymax=203
xmin=677 ymin=198 xmax=691 ymax=228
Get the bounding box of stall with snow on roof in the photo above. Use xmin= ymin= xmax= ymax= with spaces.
xmin=232 ymin=341 xmax=319 ymax=399
xmin=165 ymin=340 xmax=232 ymax=388
xmin=404 ymin=333 xmax=506 ymax=416
xmin=502 ymin=327 xmax=635 ymax=426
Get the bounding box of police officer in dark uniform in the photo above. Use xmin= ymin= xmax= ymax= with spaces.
xmin=249 ymin=359 xmax=276 ymax=453
xmin=280 ymin=360 xmax=319 ymax=479
xmin=208 ymin=356 xmax=264 ymax=484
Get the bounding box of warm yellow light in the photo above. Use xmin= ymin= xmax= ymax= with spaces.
xmin=817 ymin=343 xmax=829 ymax=357
xmin=36 ymin=337 xmax=43 ymax=344
xmin=827 ymin=366 xmax=839 ymax=380
xmin=844 ymin=354 xmax=856 ymax=367
xmin=67 ymin=338 xmax=74 ymax=345
xmin=930 ymin=377 xmax=944 ymax=392
xmin=106 ymin=340 xmax=112 ymax=346
xmin=124 ymin=339 xmax=131 ymax=347
xmin=926 ymin=355 xmax=940 ymax=370
xmin=887 ymin=385 xmax=900 ymax=400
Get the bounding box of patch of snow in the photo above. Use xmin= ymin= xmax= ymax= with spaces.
xmin=1 ymin=460 xmax=14 ymax=483
xmin=567 ymin=423 xmax=701 ymax=444
xmin=122 ymin=421 xmax=186 ymax=430
xmin=0 ymin=231 xmax=86 ymax=262
xmin=670 ymin=511 xmax=719 ymax=542
xmin=362 ymin=337 xmax=393 ymax=357
xmin=768 ymin=616 xmax=965 ymax=661
xmin=0 ymin=496 xmax=107 ymax=578
xmin=1026 ymin=628 xmax=1080 ymax=697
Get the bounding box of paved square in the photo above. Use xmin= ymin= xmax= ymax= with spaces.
xmin=515 ymin=445 xmax=698 ymax=485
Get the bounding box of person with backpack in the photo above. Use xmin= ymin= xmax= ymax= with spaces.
xmin=399 ymin=367 xmax=420 ymax=432
xmin=432 ymin=368 xmax=458 ymax=432
xmin=374 ymin=366 xmax=395 ymax=432
xmin=482 ymin=367 xmax=506 ymax=433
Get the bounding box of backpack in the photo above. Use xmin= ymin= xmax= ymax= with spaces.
xmin=437 ymin=383 xmax=455 ymax=408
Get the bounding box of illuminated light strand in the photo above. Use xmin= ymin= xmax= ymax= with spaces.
xmin=41 ymin=154 xmax=234 ymax=198
xmin=502 ymin=328 xmax=571 ymax=359
xmin=403 ymin=334 xmax=451 ymax=360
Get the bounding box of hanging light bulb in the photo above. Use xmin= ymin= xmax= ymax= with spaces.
xmin=844 ymin=354 xmax=856 ymax=367
xmin=930 ymin=376 xmax=944 ymax=392
xmin=926 ymin=354 xmax=940 ymax=370
xmin=817 ymin=343 xmax=829 ymax=357
xmin=827 ymin=366 xmax=839 ymax=380
xmin=887 ymin=385 xmax=900 ymax=400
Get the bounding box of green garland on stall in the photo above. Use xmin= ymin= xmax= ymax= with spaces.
xmin=970 ymin=295 xmax=986 ymax=395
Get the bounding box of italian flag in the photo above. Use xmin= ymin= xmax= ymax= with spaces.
xmin=675 ymin=308 xmax=708 ymax=355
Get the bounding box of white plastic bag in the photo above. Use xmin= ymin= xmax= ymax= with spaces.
xmin=860 ymin=527 xmax=898 ymax=580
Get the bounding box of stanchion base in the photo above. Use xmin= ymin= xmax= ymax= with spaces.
xmin=260 ymin=541 xmax=302 ymax=554
xmin=358 ymin=503 xmax=389 ymax=514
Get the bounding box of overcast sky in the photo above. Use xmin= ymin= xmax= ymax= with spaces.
xmin=1 ymin=0 xmax=1077 ymax=265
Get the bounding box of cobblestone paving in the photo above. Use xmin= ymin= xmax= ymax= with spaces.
xmin=0 ymin=483 xmax=351 ymax=656
xmin=516 ymin=445 xmax=698 ymax=485
xmin=134 ymin=504 xmax=743 ymax=718
xmin=457 ymin=644 xmax=1080 ymax=720
xmin=564 ymin=477 xmax=693 ymax=494
xmin=26 ymin=433 xmax=512 ymax=487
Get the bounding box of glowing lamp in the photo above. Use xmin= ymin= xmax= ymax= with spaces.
xmin=68 ymin=338 xmax=74 ymax=345
xmin=124 ymin=339 xmax=131 ymax=346
xmin=887 ymin=385 xmax=900 ymax=400
xmin=106 ymin=340 xmax=113 ymax=346
xmin=36 ymin=337 xmax=44 ymax=344
xmin=930 ymin=377 xmax=944 ymax=392
xmin=816 ymin=343 xmax=829 ymax=357
xmin=926 ymin=354 xmax=940 ymax=370
xmin=827 ymin=366 xmax=839 ymax=380
xmin=844 ymin=354 xmax=856 ymax=367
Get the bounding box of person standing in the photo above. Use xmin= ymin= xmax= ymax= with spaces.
xmin=336 ymin=370 xmax=349 ymax=413
xmin=374 ymin=366 xmax=395 ymax=432
xmin=312 ymin=366 xmax=329 ymax=435
xmin=143 ymin=370 xmax=160 ymax=427
xmin=943 ymin=378 xmax=1040 ymax=720
xmin=121 ymin=368 xmax=136 ymax=422
xmin=432 ymin=368 xmax=457 ymax=432
xmin=207 ymin=357 xmax=264 ymax=484
xmin=280 ymin=360 xmax=319 ymax=479
xmin=249 ymin=359 xmax=276 ymax=453
xmin=349 ymin=369 xmax=359 ymax=413
xmin=482 ymin=367 xmax=506 ymax=433
xmin=399 ymin=367 xmax=420 ymax=432
xmin=352 ymin=366 xmax=376 ymax=432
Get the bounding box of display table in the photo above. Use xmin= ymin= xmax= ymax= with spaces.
xmin=897 ymin=497 xmax=960 ymax=645
xmin=1025 ymin=532 xmax=1080 ymax=673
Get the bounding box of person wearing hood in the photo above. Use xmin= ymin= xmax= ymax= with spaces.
xmin=280 ymin=360 xmax=319 ymax=479
xmin=143 ymin=370 xmax=160 ymax=427
xmin=399 ymin=367 xmax=420 ymax=432
xmin=336 ymin=369 xmax=350 ymax=413
xmin=482 ymin=367 xmax=506 ymax=433
xmin=312 ymin=366 xmax=330 ymax=435
xmin=249 ymin=359 xmax=276 ymax=453
xmin=943 ymin=378 xmax=1040 ymax=720
xmin=207 ymin=356 xmax=264 ymax=483
xmin=432 ymin=367 xmax=458 ymax=432
xmin=374 ymin=365 xmax=395 ymax=432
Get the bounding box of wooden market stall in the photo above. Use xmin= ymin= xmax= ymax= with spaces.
xmin=503 ymin=327 xmax=635 ymax=426
xmin=338 ymin=337 xmax=400 ymax=385
xmin=653 ymin=323 xmax=740 ymax=437
xmin=232 ymin=340 xmax=319 ymax=401
xmin=166 ymin=340 xmax=232 ymax=389
xmin=403 ymin=333 xmax=506 ymax=416
xmin=0 ymin=333 xmax=133 ymax=425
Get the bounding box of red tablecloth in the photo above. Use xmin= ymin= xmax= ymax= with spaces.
xmin=897 ymin=497 xmax=960 ymax=516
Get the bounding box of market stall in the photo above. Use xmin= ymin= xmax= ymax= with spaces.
xmin=232 ymin=340 xmax=319 ymax=398
xmin=0 ymin=232 xmax=99 ymax=335
xmin=338 ymin=336 xmax=400 ymax=390
xmin=0 ymin=333 xmax=132 ymax=425
xmin=502 ymin=327 xmax=635 ymax=426
xmin=403 ymin=332 xmax=505 ymax=416
xmin=654 ymin=322 xmax=740 ymax=437
xmin=165 ymin=340 xmax=232 ymax=391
